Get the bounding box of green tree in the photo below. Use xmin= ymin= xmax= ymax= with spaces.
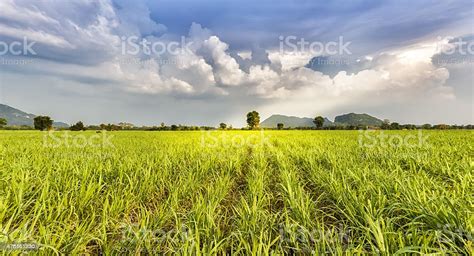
xmin=390 ymin=122 xmax=400 ymax=130
xmin=381 ymin=119 xmax=390 ymax=129
xmin=70 ymin=121 xmax=86 ymax=131
xmin=313 ymin=116 xmax=325 ymax=129
xmin=0 ymin=118 xmax=7 ymax=128
xmin=434 ymin=124 xmax=449 ymax=130
xmin=246 ymin=111 xmax=260 ymax=129
xmin=277 ymin=123 xmax=284 ymax=130
xmin=34 ymin=116 xmax=53 ymax=131
xmin=219 ymin=123 xmax=227 ymax=130
xmin=421 ymin=124 xmax=432 ymax=129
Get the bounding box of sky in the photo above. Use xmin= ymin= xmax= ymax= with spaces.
xmin=0 ymin=0 xmax=472 ymax=127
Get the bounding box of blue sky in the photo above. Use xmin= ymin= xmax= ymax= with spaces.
xmin=0 ymin=0 xmax=472 ymax=126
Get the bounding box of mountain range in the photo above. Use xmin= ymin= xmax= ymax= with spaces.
xmin=260 ymin=115 xmax=333 ymax=128
xmin=1 ymin=103 xmax=384 ymax=128
xmin=260 ymin=113 xmax=383 ymax=128
xmin=334 ymin=113 xmax=383 ymax=126
xmin=0 ymin=104 xmax=69 ymax=128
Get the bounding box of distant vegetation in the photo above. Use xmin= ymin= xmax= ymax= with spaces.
xmin=260 ymin=113 xmax=473 ymax=130
xmin=0 ymin=103 xmax=472 ymax=130
xmin=246 ymin=111 xmax=260 ymax=129
xmin=70 ymin=121 xmax=86 ymax=131
xmin=0 ymin=118 xmax=7 ymax=128
xmin=33 ymin=116 xmax=53 ymax=131
xmin=313 ymin=116 xmax=325 ymax=129
xmin=260 ymin=114 xmax=333 ymax=128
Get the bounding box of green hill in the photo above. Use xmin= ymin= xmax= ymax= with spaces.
xmin=260 ymin=114 xmax=333 ymax=128
xmin=260 ymin=113 xmax=384 ymax=128
xmin=0 ymin=104 xmax=69 ymax=128
xmin=334 ymin=113 xmax=383 ymax=126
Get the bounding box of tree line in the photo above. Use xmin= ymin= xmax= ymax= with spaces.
xmin=0 ymin=112 xmax=472 ymax=131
